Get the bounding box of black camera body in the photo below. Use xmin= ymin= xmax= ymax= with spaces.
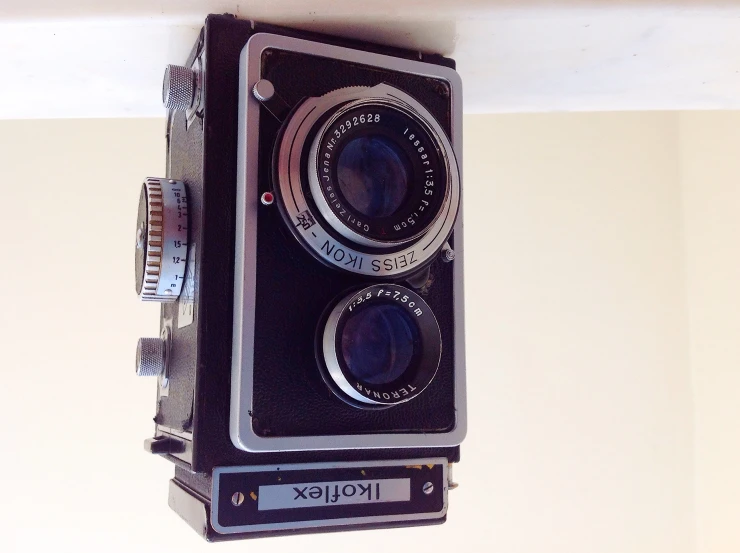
xmin=134 ymin=14 xmax=465 ymax=540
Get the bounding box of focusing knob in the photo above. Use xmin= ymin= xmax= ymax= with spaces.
xmin=135 ymin=178 xmax=189 ymax=302
xmin=162 ymin=65 xmax=196 ymax=111
xmin=136 ymin=338 xmax=165 ymax=377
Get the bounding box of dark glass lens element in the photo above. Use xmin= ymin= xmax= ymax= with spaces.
xmin=319 ymin=283 xmax=442 ymax=408
xmin=336 ymin=135 xmax=412 ymax=219
xmin=341 ymin=303 xmax=419 ymax=385
xmin=313 ymin=104 xmax=448 ymax=245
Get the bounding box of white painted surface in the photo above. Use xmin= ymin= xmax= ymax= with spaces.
xmin=679 ymin=112 xmax=740 ymax=553
xmin=464 ymin=112 xmax=695 ymax=553
xmin=0 ymin=113 xmax=700 ymax=551
xmin=1 ymin=2 xmax=740 ymax=118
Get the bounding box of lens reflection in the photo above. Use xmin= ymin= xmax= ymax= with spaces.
xmin=341 ymin=303 xmax=418 ymax=385
xmin=336 ymin=135 xmax=410 ymax=218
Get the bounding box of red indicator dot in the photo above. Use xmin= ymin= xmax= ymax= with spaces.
xmin=261 ymin=192 xmax=274 ymax=205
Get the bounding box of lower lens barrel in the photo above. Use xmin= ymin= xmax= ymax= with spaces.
xmin=319 ymin=283 xmax=441 ymax=408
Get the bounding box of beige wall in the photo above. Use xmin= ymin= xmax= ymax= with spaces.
xmin=680 ymin=112 xmax=740 ymax=553
xmin=0 ymin=120 xmax=170 ymax=552
xmin=463 ymin=113 xmax=694 ymax=553
xmin=0 ymin=112 xmax=733 ymax=552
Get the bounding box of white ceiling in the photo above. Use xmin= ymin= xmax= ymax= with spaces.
xmin=1 ymin=1 xmax=740 ymax=118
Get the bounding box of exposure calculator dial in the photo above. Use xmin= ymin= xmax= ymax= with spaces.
xmin=135 ymin=178 xmax=189 ymax=302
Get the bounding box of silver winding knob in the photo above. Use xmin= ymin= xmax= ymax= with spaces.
xmin=136 ymin=338 xmax=165 ymax=377
xmin=135 ymin=178 xmax=189 ymax=302
xmin=162 ymin=65 xmax=196 ymax=111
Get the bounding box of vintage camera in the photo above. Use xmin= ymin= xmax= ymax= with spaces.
xmin=134 ymin=14 xmax=465 ymax=540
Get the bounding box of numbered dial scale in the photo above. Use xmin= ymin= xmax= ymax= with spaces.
xmin=135 ymin=178 xmax=189 ymax=302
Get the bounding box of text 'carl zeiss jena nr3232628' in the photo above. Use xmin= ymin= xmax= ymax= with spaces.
xmin=133 ymin=14 xmax=465 ymax=541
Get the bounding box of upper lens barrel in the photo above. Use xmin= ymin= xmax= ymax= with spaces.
xmin=336 ymin=134 xmax=412 ymax=219
xmin=275 ymin=84 xmax=461 ymax=278
xmin=310 ymin=103 xmax=448 ymax=248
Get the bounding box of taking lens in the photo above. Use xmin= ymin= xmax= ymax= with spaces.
xmin=319 ymin=283 xmax=441 ymax=408
xmin=310 ymin=103 xmax=449 ymax=247
xmin=336 ymin=135 xmax=412 ymax=219
xmin=275 ymin=84 xmax=461 ymax=278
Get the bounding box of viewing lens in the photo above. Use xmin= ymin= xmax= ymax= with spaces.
xmin=336 ymin=135 xmax=411 ymax=219
xmin=319 ymin=284 xmax=442 ymax=407
xmin=340 ymin=303 xmax=419 ymax=386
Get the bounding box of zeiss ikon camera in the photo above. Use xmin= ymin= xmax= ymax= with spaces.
xmin=134 ymin=15 xmax=465 ymax=540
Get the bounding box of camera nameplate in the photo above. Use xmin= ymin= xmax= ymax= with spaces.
xmin=212 ymin=458 xmax=448 ymax=534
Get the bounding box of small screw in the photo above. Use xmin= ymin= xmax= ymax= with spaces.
xmin=136 ymin=225 xmax=145 ymax=249
xmin=231 ymin=492 xmax=245 ymax=506
xmin=442 ymin=245 xmax=455 ymax=262
xmin=422 ymin=482 xmax=434 ymax=495
xmin=253 ymin=79 xmax=275 ymax=102
xmin=261 ymin=191 xmax=275 ymax=206
xmin=163 ymin=289 xmax=173 ymax=295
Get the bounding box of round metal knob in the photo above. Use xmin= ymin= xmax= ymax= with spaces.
xmin=135 ymin=178 xmax=189 ymax=302
xmin=162 ymin=65 xmax=196 ymax=111
xmin=253 ymin=79 xmax=275 ymax=102
xmin=136 ymin=338 xmax=165 ymax=377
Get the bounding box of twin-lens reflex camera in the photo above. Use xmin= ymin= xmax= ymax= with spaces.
xmin=133 ymin=14 xmax=465 ymax=540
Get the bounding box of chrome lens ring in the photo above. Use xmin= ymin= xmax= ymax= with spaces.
xmin=275 ymin=84 xmax=460 ymax=278
xmin=308 ymin=100 xmax=449 ymax=249
xmin=319 ymin=283 xmax=442 ymax=408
